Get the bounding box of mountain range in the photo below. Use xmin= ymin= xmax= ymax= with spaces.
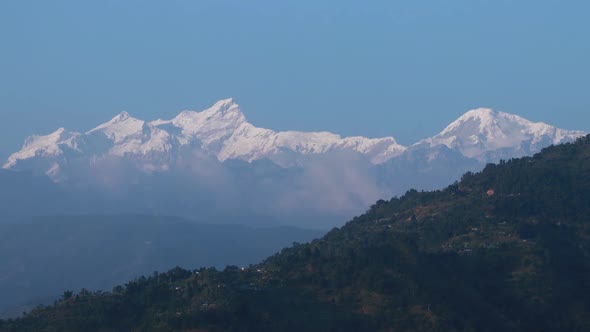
xmin=2 ymin=99 xmax=586 ymax=227
xmin=5 ymin=99 xmax=584 ymax=173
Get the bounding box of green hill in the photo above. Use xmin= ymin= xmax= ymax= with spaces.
xmin=0 ymin=215 xmax=324 ymax=318
xmin=2 ymin=135 xmax=590 ymax=332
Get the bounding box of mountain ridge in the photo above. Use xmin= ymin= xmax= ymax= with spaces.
xmin=2 ymin=100 xmax=586 ymax=229
xmin=420 ymin=107 xmax=584 ymax=161
xmin=3 ymin=99 xmax=585 ymax=179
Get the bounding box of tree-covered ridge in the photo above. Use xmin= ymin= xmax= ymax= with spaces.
xmin=2 ymin=135 xmax=590 ymax=332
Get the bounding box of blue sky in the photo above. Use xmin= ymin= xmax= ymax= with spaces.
xmin=1 ymin=0 xmax=589 ymax=161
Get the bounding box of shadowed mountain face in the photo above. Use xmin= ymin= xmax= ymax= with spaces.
xmin=5 ymin=135 xmax=590 ymax=331
xmin=0 ymin=215 xmax=324 ymax=318
xmin=2 ymin=100 xmax=586 ymax=228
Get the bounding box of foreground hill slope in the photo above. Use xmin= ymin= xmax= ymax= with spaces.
xmin=3 ymin=135 xmax=590 ymax=332
xmin=0 ymin=216 xmax=323 ymax=318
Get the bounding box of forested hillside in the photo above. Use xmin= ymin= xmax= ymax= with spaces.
xmin=0 ymin=216 xmax=323 ymax=318
xmin=3 ymin=135 xmax=590 ymax=332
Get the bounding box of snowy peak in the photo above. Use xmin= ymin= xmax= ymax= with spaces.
xmin=3 ymin=128 xmax=80 ymax=169
xmin=440 ymin=108 xmax=500 ymax=136
xmin=87 ymin=111 xmax=145 ymax=143
xmin=203 ymin=98 xmax=240 ymax=116
xmin=111 ymin=111 xmax=132 ymax=122
xmin=197 ymin=99 xmax=406 ymax=163
xmin=4 ymin=101 xmax=586 ymax=177
xmin=173 ymin=98 xmax=243 ymax=124
xmin=440 ymin=107 xmax=561 ymax=140
xmin=162 ymin=98 xmax=247 ymax=146
xmin=423 ymin=108 xmax=586 ymax=161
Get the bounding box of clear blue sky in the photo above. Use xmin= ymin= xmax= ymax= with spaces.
xmin=1 ymin=0 xmax=589 ymax=161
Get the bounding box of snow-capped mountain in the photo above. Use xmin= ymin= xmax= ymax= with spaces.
xmin=4 ymin=128 xmax=78 ymax=169
xmin=1 ymin=99 xmax=587 ymax=228
xmin=371 ymin=108 xmax=587 ymax=192
xmin=3 ymin=99 xmax=586 ymax=183
xmin=161 ymin=99 xmax=406 ymax=164
xmin=3 ymin=98 xmax=407 ymax=177
xmin=412 ymin=108 xmax=586 ymax=163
